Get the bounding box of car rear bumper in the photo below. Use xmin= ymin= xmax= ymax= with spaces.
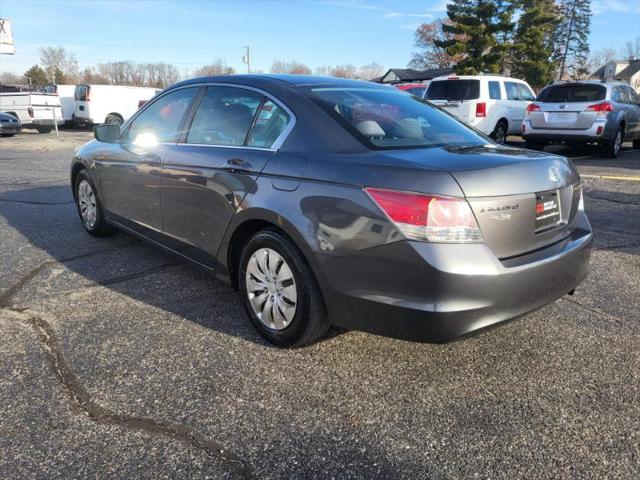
xmin=318 ymin=212 xmax=592 ymax=342
xmin=522 ymin=120 xmax=611 ymax=142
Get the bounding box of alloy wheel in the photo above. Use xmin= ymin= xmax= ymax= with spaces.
xmin=77 ymin=179 xmax=97 ymax=229
xmin=614 ymin=131 xmax=622 ymax=156
xmin=245 ymin=248 xmax=297 ymax=330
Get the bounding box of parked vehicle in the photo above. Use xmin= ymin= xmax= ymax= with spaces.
xmin=0 ymin=111 xmax=21 ymax=136
xmin=0 ymin=92 xmax=63 ymax=133
xmin=522 ymin=81 xmax=640 ymax=158
xmin=396 ymin=82 xmax=429 ymax=97
xmin=73 ymin=84 xmax=161 ymax=126
xmin=43 ymin=84 xmax=76 ymax=123
xmin=71 ymin=75 xmax=592 ymax=347
xmin=426 ymin=75 xmax=536 ymax=143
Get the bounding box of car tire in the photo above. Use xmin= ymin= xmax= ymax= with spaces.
xmin=525 ymin=141 xmax=545 ymax=151
xmin=1 ymin=133 xmax=14 ymax=137
xmin=74 ymin=169 xmax=116 ymax=237
xmin=602 ymin=128 xmax=623 ymax=158
xmin=36 ymin=126 xmax=53 ymax=134
xmin=490 ymin=121 xmax=508 ymax=144
xmin=239 ymin=228 xmax=329 ymax=348
xmin=105 ymin=114 xmax=123 ymax=126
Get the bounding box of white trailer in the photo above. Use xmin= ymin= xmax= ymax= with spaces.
xmin=73 ymin=84 xmax=161 ymax=126
xmin=0 ymin=92 xmax=63 ymax=133
xmin=43 ymin=84 xmax=76 ymax=123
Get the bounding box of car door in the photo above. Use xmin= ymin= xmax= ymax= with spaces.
xmin=97 ymin=86 xmax=199 ymax=236
xmin=160 ymin=85 xmax=293 ymax=268
xmin=504 ymin=81 xmax=524 ymax=132
xmin=623 ymin=86 xmax=640 ymax=138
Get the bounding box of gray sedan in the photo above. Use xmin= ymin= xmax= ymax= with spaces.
xmin=522 ymin=81 xmax=640 ymax=157
xmin=70 ymin=75 xmax=592 ymax=347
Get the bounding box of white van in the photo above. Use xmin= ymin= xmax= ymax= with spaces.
xmin=425 ymin=75 xmax=536 ymax=143
xmin=0 ymin=92 xmax=63 ymax=133
xmin=43 ymin=84 xmax=76 ymax=123
xmin=73 ymin=84 xmax=161 ymax=126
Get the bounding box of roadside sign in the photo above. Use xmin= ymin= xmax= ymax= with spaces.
xmin=0 ymin=18 xmax=15 ymax=55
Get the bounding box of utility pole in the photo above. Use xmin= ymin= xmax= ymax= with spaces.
xmin=243 ymin=46 xmax=251 ymax=74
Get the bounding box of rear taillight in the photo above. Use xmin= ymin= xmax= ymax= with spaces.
xmin=475 ymin=102 xmax=486 ymax=118
xmin=365 ymin=187 xmax=483 ymax=243
xmin=27 ymin=107 xmax=33 ymax=118
xmin=525 ymin=103 xmax=540 ymax=119
xmin=586 ymin=101 xmax=613 ymax=112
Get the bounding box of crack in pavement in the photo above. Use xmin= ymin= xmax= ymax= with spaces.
xmin=0 ymin=244 xmax=136 ymax=308
xmin=560 ymin=296 xmax=629 ymax=324
xmin=4 ymin=307 xmax=252 ymax=479
xmin=584 ymin=192 xmax=640 ymax=206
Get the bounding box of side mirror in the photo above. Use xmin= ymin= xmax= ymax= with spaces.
xmin=94 ymin=124 xmax=120 ymax=143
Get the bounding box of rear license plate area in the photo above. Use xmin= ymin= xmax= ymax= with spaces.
xmin=547 ymin=112 xmax=576 ymax=123
xmin=535 ymin=190 xmax=561 ymax=231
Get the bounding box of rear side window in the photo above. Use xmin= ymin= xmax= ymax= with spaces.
xmin=537 ymin=84 xmax=606 ymax=103
xmin=246 ymin=100 xmax=290 ymax=148
xmin=505 ymin=82 xmax=521 ymax=100
xmin=518 ymin=84 xmax=535 ymax=101
xmin=426 ymin=80 xmax=480 ymax=101
xmin=406 ymin=87 xmax=426 ymax=97
xmin=628 ymin=87 xmax=640 ymax=104
xmin=126 ymin=87 xmax=198 ymax=144
xmin=488 ymin=81 xmax=501 ymax=100
xmin=187 ymin=86 xmax=263 ymax=146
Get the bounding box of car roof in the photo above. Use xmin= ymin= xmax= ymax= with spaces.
xmin=171 ymin=74 xmax=388 ymax=90
xmin=430 ymin=74 xmax=528 ymax=82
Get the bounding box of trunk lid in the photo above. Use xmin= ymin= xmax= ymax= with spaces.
xmin=529 ymin=102 xmax=598 ymax=130
xmin=381 ymin=145 xmax=581 ymax=259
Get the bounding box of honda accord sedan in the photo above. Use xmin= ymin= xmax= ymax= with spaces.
xmin=70 ymin=75 xmax=592 ymax=347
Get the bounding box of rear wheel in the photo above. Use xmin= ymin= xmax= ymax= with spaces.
xmin=525 ymin=140 xmax=545 ymax=151
xmin=490 ymin=121 xmax=508 ymax=144
xmin=239 ymin=229 xmax=328 ymax=347
xmin=74 ymin=170 xmax=116 ymax=236
xmin=602 ymin=128 xmax=623 ymax=158
xmin=36 ymin=126 xmax=53 ymax=134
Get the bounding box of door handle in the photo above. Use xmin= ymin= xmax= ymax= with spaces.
xmin=224 ymin=158 xmax=253 ymax=173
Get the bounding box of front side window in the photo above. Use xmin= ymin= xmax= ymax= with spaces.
xmin=426 ymin=80 xmax=480 ymax=101
xmin=187 ymin=86 xmax=263 ymax=146
xmin=505 ymin=82 xmax=521 ymax=100
xmin=488 ymin=81 xmax=501 ymax=100
xmin=75 ymin=85 xmax=88 ymax=101
xmin=126 ymin=87 xmax=198 ymax=144
xmin=310 ymin=87 xmax=487 ymax=149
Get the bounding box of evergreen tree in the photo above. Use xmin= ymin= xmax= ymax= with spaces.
xmin=23 ymin=65 xmax=48 ymax=87
xmin=554 ymin=0 xmax=591 ymax=80
xmin=437 ymin=0 xmax=514 ymax=75
xmin=511 ymin=0 xmax=559 ymax=89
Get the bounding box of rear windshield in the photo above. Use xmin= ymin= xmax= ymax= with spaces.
xmin=309 ymin=87 xmax=487 ymax=149
xmin=537 ymin=84 xmax=606 ymax=103
xmin=426 ymin=80 xmax=480 ymax=101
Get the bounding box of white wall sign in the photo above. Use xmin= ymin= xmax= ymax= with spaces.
xmin=0 ymin=19 xmax=16 ymax=55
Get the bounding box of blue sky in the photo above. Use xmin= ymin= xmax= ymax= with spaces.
xmin=0 ymin=0 xmax=639 ymax=76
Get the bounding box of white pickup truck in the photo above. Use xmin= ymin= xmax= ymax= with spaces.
xmin=0 ymin=92 xmax=63 ymax=133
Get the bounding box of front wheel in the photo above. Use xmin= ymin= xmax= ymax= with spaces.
xmin=239 ymin=229 xmax=328 ymax=347
xmin=74 ymin=170 xmax=116 ymax=236
xmin=602 ymin=128 xmax=623 ymax=158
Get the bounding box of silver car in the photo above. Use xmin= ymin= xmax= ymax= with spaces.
xmin=522 ymin=81 xmax=640 ymax=157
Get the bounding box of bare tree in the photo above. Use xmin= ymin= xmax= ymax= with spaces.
xmin=270 ymin=59 xmax=311 ymax=75
xmin=358 ymin=62 xmax=385 ymax=80
xmin=330 ymin=64 xmax=358 ymax=78
xmin=409 ymin=19 xmax=465 ymax=69
xmin=0 ymin=72 xmax=26 ymax=85
xmin=193 ymin=59 xmax=236 ymax=76
xmin=622 ymin=37 xmax=640 ymax=60
xmin=39 ymin=46 xmax=79 ymax=83
xmin=94 ymin=61 xmax=179 ymax=87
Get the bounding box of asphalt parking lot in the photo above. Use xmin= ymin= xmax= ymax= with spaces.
xmin=1 ymin=130 xmax=639 ymax=479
